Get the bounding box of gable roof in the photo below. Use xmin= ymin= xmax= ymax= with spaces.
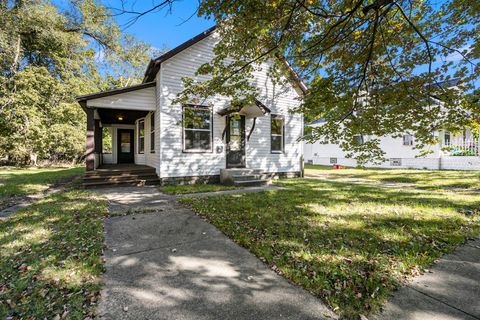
xmin=142 ymin=26 xmax=307 ymax=94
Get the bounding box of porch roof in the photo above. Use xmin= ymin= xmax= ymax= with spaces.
xmin=217 ymin=100 xmax=271 ymax=118
xmin=76 ymin=81 xmax=156 ymax=103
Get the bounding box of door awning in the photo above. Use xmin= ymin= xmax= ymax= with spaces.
xmin=217 ymin=100 xmax=271 ymax=119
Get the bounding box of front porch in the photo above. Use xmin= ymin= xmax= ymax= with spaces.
xmin=76 ymin=82 xmax=157 ymax=172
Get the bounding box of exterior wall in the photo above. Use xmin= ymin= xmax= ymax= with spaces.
xmin=305 ymin=132 xmax=480 ymax=170
xmin=157 ymin=33 xmax=303 ymax=179
xmin=86 ymin=87 xmax=156 ymax=111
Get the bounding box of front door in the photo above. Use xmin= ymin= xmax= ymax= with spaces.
xmin=226 ymin=114 xmax=246 ymax=168
xmin=117 ymin=129 xmax=134 ymax=163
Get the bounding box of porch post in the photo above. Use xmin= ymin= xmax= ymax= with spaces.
xmin=86 ymin=107 xmax=95 ymax=171
xmin=94 ymin=120 xmax=102 ymax=167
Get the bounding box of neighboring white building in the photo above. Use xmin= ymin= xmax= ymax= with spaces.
xmin=305 ymin=121 xmax=480 ymax=170
xmin=77 ymin=27 xmax=306 ymax=185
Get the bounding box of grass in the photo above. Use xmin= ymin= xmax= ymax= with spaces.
xmin=0 ymin=189 xmax=108 ymax=319
xmin=0 ymin=166 xmax=84 ymax=209
xmin=180 ymin=170 xmax=480 ymax=318
xmin=160 ymin=183 xmax=241 ymax=195
xmin=305 ymin=164 xmax=480 ymax=191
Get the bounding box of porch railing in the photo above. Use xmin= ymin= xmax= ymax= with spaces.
xmin=442 ymin=139 xmax=479 ymax=156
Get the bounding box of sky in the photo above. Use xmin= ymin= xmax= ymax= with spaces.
xmin=108 ymin=0 xmax=214 ymax=53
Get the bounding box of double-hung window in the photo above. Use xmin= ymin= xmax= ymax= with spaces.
xmin=271 ymin=114 xmax=285 ymax=153
xmin=138 ymin=119 xmax=145 ymax=153
xmin=150 ymin=112 xmax=155 ymax=153
xmin=403 ymin=134 xmax=413 ymax=146
xmin=183 ymin=105 xmax=212 ymax=152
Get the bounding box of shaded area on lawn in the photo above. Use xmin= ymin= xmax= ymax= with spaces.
xmin=305 ymin=164 xmax=480 ymax=191
xmin=181 ymin=178 xmax=480 ymax=318
xmin=0 ymin=190 xmax=108 ymax=319
xmin=0 ymin=167 xmax=84 ymax=209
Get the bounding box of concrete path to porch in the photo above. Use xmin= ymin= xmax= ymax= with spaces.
xmin=96 ymin=186 xmax=336 ymax=320
xmin=374 ymin=237 xmax=480 ymax=320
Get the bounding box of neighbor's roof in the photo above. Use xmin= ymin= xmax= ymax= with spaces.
xmin=76 ymin=81 xmax=156 ymax=102
xmin=309 ymin=118 xmax=326 ymax=125
xmin=142 ymin=26 xmax=307 ymax=94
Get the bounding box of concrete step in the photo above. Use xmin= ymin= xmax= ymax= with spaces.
xmin=233 ymin=179 xmax=270 ymax=187
xmin=232 ymin=174 xmax=264 ymax=182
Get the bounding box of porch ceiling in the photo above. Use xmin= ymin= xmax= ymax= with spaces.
xmin=97 ymin=108 xmax=149 ymax=125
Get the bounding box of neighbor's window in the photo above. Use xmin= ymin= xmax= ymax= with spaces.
xmin=138 ymin=119 xmax=145 ymax=153
xmin=271 ymin=114 xmax=285 ymax=153
xmin=403 ymin=134 xmax=413 ymax=146
xmin=444 ymin=131 xmax=451 ymax=145
xmin=150 ymin=112 xmax=155 ymax=153
xmin=353 ymin=134 xmax=364 ymax=144
xmin=183 ymin=105 xmax=212 ymax=152
xmin=102 ymin=128 xmax=113 ymax=154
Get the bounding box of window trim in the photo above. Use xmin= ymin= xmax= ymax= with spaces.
xmin=150 ymin=112 xmax=155 ymax=153
xmin=270 ymin=114 xmax=285 ymax=154
xmin=138 ymin=119 xmax=145 ymax=154
xmin=182 ymin=105 xmax=213 ymax=153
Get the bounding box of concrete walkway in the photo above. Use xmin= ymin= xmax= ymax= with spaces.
xmin=375 ymin=238 xmax=480 ymax=320
xmin=96 ymin=186 xmax=336 ymax=320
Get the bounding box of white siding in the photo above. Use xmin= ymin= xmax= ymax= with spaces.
xmin=87 ymin=87 xmax=156 ymax=111
xmin=158 ymin=33 xmax=303 ymax=178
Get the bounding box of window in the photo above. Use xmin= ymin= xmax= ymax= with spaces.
xmin=353 ymin=135 xmax=364 ymax=144
xmin=271 ymin=115 xmax=285 ymax=153
xmin=102 ymin=128 xmax=112 ymax=154
xmin=150 ymin=112 xmax=155 ymax=153
xmin=390 ymin=158 xmax=402 ymax=166
xmin=138 ymin=119 xmax=145 ymax=153
xmin=444 ymin=131 xmax=451 ymax=145
xmin=403 ymin=134 xmax=413 ymax=146
xmin=183 ymin=105 xmax=212 ymax=152
xmin=330 ymin=157 xmax=337 ymax=164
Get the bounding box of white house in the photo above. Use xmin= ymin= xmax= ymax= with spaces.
xmin=77 ymin=27 xmax=306 ymax=186
xmin=304 ymin=122 xmax=480 ymax=170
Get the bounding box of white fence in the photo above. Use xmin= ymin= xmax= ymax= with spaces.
xmin=442 ymin=139 xmax=479 ymax=156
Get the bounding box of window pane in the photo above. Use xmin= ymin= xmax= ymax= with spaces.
xmin=150 ymin=132 xmax=155 ymax=151
xmin=184 ymin=108 xmax=210 ymax=129
xmin=138 ymin=120 xmax=145 ymax=153
xmin=271 ymin=135 xmax=282 ymax=151
xmin=271 ymin=118 xmax=283 ymax=135
xmin=185 ymin=130 xmax=211 ymax=150
xmin=102 ymin=128 xmax=112 ymax=153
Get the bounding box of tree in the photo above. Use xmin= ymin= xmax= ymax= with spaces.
xmin=114 ymin=0 xmax=479 ymax=163
xmin=0 ymin=0 xmax=153 ymax=164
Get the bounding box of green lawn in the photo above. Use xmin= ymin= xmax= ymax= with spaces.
xmin=305 ymin=164 xmax=480 ymax=191
xmin=0 ymin=190 xmax=108 ymax=319
xmin=180 ymin=169 xmax=480 ymax=318
xmin=0 ymin=166 xmax=84 ymax=209
xmin=160 ymin=183 xmax=241 ymax=195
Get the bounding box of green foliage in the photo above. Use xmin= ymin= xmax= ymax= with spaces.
xmin=0 ymin=189 xmax=108 ymax=319
xmin=173 ymin=0 xmax=479 ymax=163
xmin=0 ymin=1 xmax=154 ymax=164
xmin=181 ymin=170 xmax=480 ymax=318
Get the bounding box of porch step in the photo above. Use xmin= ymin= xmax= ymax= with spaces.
xmin=233 ymin=179 xmax=270 ymax=187
xmin=82 ymin=165 xmax=159 ymax=188
xmin=220 ymin=168 xmax=271 ymax=187
xmin=83 ymin=178 xmax=160 ymax=188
